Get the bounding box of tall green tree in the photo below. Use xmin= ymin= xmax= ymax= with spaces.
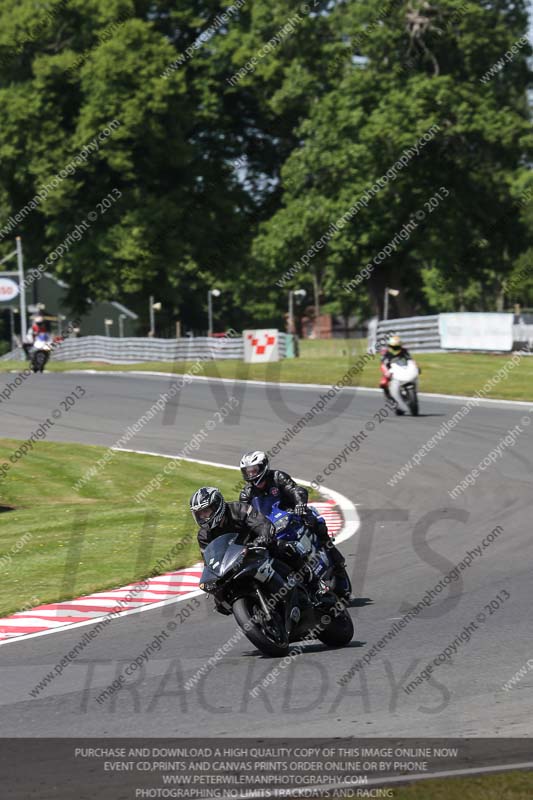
xmin=0 ymin=0 xmax=532 ymax=334
xmin=254 ymin=0 xmax=533 ymax=318
xmin=0 ymin=0 xmax=257 ymax=330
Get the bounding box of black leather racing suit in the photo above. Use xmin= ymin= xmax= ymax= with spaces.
xmin=239 ymin=469 xmax=307 ymax=510
xmin=197 ymin=501 xmax=309 ymax=613
xmin=197 ymin=501 xmax=273 ymax=555
xmin=239 ymin=470 xmax=346 ymax=574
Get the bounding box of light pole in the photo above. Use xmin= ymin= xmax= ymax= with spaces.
xmin=8 ymin=306 xmax=15 ymax=348
xmin=57 ymin=314 xmax=66 ymax=337
xmin=149 ymin=297 xmax=162 ymax=337
xmin=208 ymin=288 xmax=221 ymax=337
xmin=119 ymin=314 xmax=127 ymax=338
xmin=288 ymin=289 xmax=306 ymax=334
xmin=383 ymin=287 xmax=400 ymax=321
xmin=16 ymin=237 xmax=27 ymax=339
xmin=0 ymin=237 xmax=27 ymax=339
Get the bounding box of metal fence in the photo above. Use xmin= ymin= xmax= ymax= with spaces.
xmin=0 ymin=334 xmax=291 ymax=364
xmin=0 ymin=346 xmax=25 ymax=361
xmin=372 ymin=316 xmax=533 ymax=353
xmin=513 ymin=323 xmax=533 ymax=350
xmin=375 ymin=316 xmax=441 ymax=352
xmin=3 ymin=324 xmax=531 ymax=362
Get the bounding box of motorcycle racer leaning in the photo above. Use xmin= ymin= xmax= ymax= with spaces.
xmin=239 ymin=451 xmax=351 ymax=598
xmin=193 ymin=486 xmax=274 ymax=557
xmin=380 ymin=334 xmax=412 ymax=415
xmin=191 ymin=487 xmax=328 ymax=614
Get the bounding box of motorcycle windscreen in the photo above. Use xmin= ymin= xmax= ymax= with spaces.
xmin=251 ymin=495 xmax=281 ymax=517
xmin=389 ymin=359 xmax=419 ymax=382
xmin=200 ymin=533 xmax=246 ymax=581
xmin=251 ymin=496 xmax=300 ymax=535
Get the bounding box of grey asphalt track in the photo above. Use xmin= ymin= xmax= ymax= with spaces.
xmin=0 ymin=369 xmax=532 ymax=740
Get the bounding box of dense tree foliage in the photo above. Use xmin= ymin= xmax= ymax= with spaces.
xmin=0 ymin=0 xmax=531 ymax=333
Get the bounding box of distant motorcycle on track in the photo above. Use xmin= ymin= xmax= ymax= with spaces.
xmin=389 ymin=356 xmax=420 ymax=416
xmin=30 ymin=333 xmax=53 ymax=373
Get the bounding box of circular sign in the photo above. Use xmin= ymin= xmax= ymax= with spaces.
xmin=0 ymin=277 xmax=19 ymax=302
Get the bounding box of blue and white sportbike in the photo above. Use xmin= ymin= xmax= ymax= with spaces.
xmin=251 ymin=496 xmax=351 ymax=599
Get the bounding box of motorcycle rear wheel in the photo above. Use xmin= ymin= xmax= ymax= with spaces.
xmin=233 ymin=596 xmax=289 ymax=657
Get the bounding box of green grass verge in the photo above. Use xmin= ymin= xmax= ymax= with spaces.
xmin=313 ymin=770 xmax=533 ymax=799
xmin=0 ymin=439 xmax=243 ymax=617
xmin=2 ymin=341 xmax=532 ymax=400
xmin=389 ymin=769 xmax=533 ymax=798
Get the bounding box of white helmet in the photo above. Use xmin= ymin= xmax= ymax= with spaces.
xmin=240 ymin=451 xmax=269 ymax=485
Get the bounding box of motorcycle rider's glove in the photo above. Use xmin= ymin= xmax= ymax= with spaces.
xmin=255 ymin=533 xmax=273 ymax=547
xmin=294 ymin=503 xmax=307 ymax=516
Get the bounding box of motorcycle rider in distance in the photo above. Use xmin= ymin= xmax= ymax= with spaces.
xmin=29 ymin=314 xmax=54 ymax=372
xmin=239 ymin=451 xmax=351 ymax=599
xmin=380 ymin=334 xmax=411 ymax=416
xmin=32 ymin=314 xmax=50 ymax=337
xmin=191 ymin=486 xmax=328 ymax=614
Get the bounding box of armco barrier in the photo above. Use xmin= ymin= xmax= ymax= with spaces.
xmin=513 ymin=323 xmax=533 ymax=351
xmin=0 ymin=335 xmax=291 ymax=364
xmin=376 ymin=316 xmax=441 ymax=352
xmin=376 ymin=315 xmax=531 ymax=353
xmin=0 ymin=347 xmax=24 ymax=361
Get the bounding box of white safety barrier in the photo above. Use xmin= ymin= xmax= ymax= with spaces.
xmin=375 ymin=313 xmax=529 ymax=353
xmin=0 ymin=347 xmax=24 ymax=361
xmin=439 ymin=312 xmax=513 ymax=351
xmin=513 ymin=323 xmax=533 ymax=351
xmin=0 ymin=335 xmax=291 ymax=364
xmin=375 ymin=316 xmax=441 ymax=352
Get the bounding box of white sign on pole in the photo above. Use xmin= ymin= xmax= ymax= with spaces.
xmin=439 ymin=313 xmax=514 ymax=351
xmin=0 ymin=277 xmax=20 ymax=302
xmin=243 ymin=329 xmax=280 ymax=362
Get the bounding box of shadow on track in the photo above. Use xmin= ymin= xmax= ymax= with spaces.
xmin=242 ymin=638 xmax=367 ymax=658
xmin=347 ymin=597 xmax=373 ymax=608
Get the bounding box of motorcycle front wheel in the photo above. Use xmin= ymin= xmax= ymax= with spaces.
xmin=316 ymin=609 xmax=354 ymax=647
xmin=233 ymin=596 xmax=289 ymax=657
xmin=405 ymin=385 xmax=419 ymax=416
xmin=32 ymin=352 xmax=48 ymax=373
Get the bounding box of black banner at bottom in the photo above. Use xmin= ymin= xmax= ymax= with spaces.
xmin=1 ymin=738 xmax=532 ymax=799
